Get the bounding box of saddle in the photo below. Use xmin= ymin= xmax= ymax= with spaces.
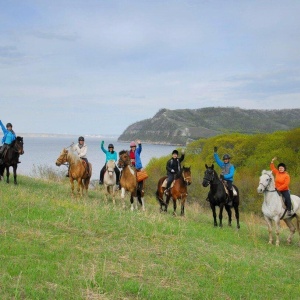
xmin=277 ymin=191 xmax=294 ymax=211
xmin=221 ymin=180 xmax=237 ymax=196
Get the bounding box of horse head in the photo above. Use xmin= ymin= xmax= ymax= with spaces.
xmin=182 ymin=166 xmax=192 ymax=186
xmin=202 ymin=164 xmax=217 ymax=187
xmin=257 ymin=170 xmax=275 ymax=193
xmin=106 ymin=160 xmax=116 ymax=176
xmin=56 ymin=148 xmax=69 ymax=166
xmin=118 ymin=150 xmax=131 ymax=168
xmin=15 ymin=136 xmax=24 ymax=155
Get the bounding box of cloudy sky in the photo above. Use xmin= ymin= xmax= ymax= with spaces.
xmin=1 ymin=0 xmax=300 ymax=136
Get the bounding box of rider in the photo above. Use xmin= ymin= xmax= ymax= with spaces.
xmin=165 ymin=149 xmax=185 ymax=196
xmin=129 ymin=140 xmax=143 ymax=190
xmin=270 ymin=157 xmax=292 ymax=216
xmin=213 ymin=146 xmax=235 ymax=206
xmin=0 ymin=120 xmax=17 ymax=164
xmin=99 ymin=141 xmax=120 ymax=185
xmin=69 ymin=136 xmax=90 ymax=176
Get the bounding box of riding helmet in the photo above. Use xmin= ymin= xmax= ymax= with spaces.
xmin=6 ymin=122 xmax=12 ymax=128
xmin=278 ymin=163 xmax=286 ymax=170
xmin=223 ymin=154 xmax=231 ymax=160
xmin=78 ymin=136 xmax=85 ymax=141
xmin=130 ymin=141 xmax=136 ymax=147
xmin=108 ymin=143 xmax=114 ymax=148
xmin=172 ymin=150 xmax=179 ymax=155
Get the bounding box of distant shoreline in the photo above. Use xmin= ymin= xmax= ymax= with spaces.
xmin=18 ymin=133 xmax=120 ymax=139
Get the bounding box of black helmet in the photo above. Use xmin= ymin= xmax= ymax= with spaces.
xmin=172 ymin=150 xmax=179 ymax=155
xmin=108 ymin=143 xmax=114 ymax=148
xmin=223 ymin=154 xmax=231 ymax=160
xmin=278 ymin=163 xmax=286 ymax=170
xmin=6 ymin=122 xmax=12 ymax=128
xmin=78 ymin=136 xmax=84 ymax=141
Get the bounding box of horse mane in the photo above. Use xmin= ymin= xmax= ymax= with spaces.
xmin=67 ymin=149 xmax=81 ymax=164
xmin=119 ymin=150 xmax=128 ymax=156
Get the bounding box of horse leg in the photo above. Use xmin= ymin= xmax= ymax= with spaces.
xmin=264 ymin=216 xmax=274 ymax=245
xmin=233 ymin=203 xmax=240 ymax=229
xmin=121 ymin=187 xmax=126 ymax=209
xmin=77 ymin=179 xmax=82 ymax=196
xmin=70 ymin=178 xmax=75 ymax=197
xmin=219 ymin=204 xmax=225 ymax=228
xmin=172 ymin=198 xmax=177 ymax=216
xmin=210 ymin=204 xmax=218 ymax=227
xmin=6 ymin=166 xmax=10 ymax=184
xmin=180 ymin=198 xmax=185 ymax=217
xmin=225 ymin=205 xmax=232 ymax=227
xmin=296 ymin=216 xmax=300 ymax=247
xmin=13 ymin=164 xmax=18 ymax=185
xmin=112 ymin=186 xmax=116 ymax=205
xmin=284 ymin=218 xmax=296 ymax=245
xmin=274 ymin=218 xmax=281 ymax=246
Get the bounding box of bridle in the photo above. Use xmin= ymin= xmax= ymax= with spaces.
xmin=118 ymin=154 xmax=130 ymax=168
xmin=182 ymin=169 xmax=192 ymax=185
xmin=56 ymin=150 xmax=69 ymax=166
xmin=258 ymin=173 xmax=277 ymax=192
xmin=14 ymin=139 xmax=24 ymax=155
xmin=203 ymin=168 xmax=214 ymax=185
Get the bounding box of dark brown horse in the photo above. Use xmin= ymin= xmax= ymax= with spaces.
xmin=118 ymin=150 xmax=145 ymax=211
xmin=202 ymin=164 xmax=240 ymax=229
xmin=55 ymin=148 xmax=92 ymax=197
xmin=0 ymin=136 xmax=24 ymax=184
xmin=156 ymin=166 xmax=192 ymax=216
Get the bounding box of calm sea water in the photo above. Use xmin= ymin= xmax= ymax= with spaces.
xmin=17 ymin=137 xmax=175 ymax=180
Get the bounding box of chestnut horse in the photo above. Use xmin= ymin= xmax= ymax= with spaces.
xmin=118 ymin=150 xmax=145 ymax=211
xmin=55 ymin=148 xmax=92 ymax=197
xmin=156 ymin=166 xmax=192 ymax=216
xmin=0 ymin=136 xmax=24 ymax=184
xmin=202 ymin=164 xmax=240 ymax=229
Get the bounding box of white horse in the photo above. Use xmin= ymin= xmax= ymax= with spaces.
xmin=257 ymin=170 xmax=300 ymax=246
xmin=103 ymin=160 xmax=117 ymax=204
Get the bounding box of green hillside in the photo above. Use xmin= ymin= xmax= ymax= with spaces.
xmin=1 ymin=176 xmax=300 ymax=299
xmin=118 ymin=107 xmax=300 ymax=145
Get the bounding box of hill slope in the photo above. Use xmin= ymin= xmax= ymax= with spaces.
xmin=118 ymin=107 xmax=300 ymax=145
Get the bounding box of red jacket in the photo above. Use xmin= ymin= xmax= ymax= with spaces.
xmin=270 ymin=163 xmax=290 ymax=191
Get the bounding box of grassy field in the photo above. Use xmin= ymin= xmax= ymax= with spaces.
xmin=1 ymin=176 xmax=300 ymax=299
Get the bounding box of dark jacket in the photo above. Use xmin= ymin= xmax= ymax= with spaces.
xmin=166 ymin=154 xmax=185 ymax=175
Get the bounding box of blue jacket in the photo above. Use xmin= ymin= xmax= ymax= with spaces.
xmin=134 ymin=143 xmax=143 ymax=169
xmin=0 ymin=120 xmax=16 ymax=145
xmin=101 ymin=143 xmax=117 ymax=163
xmin=214 ymin=153 xmax=235 ymax=182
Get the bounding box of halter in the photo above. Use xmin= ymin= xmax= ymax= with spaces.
xmin=258 ymin=173 xmax=277 ymax=192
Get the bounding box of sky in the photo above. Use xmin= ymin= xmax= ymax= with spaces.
xmin=1 ymin=0 xmax=300 ymax=136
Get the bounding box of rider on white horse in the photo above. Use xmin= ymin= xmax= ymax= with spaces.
xmin=270 ymin=157 xmax=292 ymax=216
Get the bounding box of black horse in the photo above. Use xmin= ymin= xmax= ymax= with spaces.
xmin=202 ymin=164 xmax=240 ymax=229
xmin=0 ymin=136 xmax=24 ymax=184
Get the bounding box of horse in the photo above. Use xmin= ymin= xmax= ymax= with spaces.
xmin=156 ymin=166 xmax=192 ymax=216
xmin=117 ymin=150 xmax=145 ymax=211
xmin=0 ymin=136 xmax=24 ymax=184
xmin=103 ymin=159 xmax=117 ymax=204
xmin=257 ymin=170 xmax=300 ymax=246
xmin=55 ymin=148 xmax=92 ymax=197
xmin=202 ymin=164 xmax=240 ymax=229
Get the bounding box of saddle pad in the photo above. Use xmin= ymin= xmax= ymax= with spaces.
xmin=162 ymin=179 xmax=175 ymax=189
xmin=137 ymin=170 xmax=148 ymax=182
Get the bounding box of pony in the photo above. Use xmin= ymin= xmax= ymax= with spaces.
xmin=156 ymin=166 xmax=192 ymax=216
xmin=202 ymin=164 xmax=240 ymax=229
xmin=257 ymin=170 xmax=300 ymax=246
xmin=55 ymin=148 xmax=92 ymax=197
xmin=0 ymin=136 xmax=24 ymax=184
xmin=103 ymin=159 xmax=117 ymax=204
xmin=117 ymin=150 xmax=145 ymax=211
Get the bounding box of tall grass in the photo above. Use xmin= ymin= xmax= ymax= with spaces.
xmin=1 ymin=175 xmax=300 ymax=299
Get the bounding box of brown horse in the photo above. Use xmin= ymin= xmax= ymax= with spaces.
xmin=0 ymin=136 xmax=24 ymax=184
xmin=156 ymin=166 xmax=192 ymax=216
xmin=118 ymin=150 xmax=145 ymax=211
xmin=55 ymin=148 xmax=92 ymax=197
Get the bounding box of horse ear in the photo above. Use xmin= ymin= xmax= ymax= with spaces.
xmin=211 ymin=164 xmax=214 ymax=169
xmin=205 ymin=164 xmax=208 ymax=169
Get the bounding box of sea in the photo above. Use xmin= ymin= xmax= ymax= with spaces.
xmin=17 ymin=136 xmax=175 ymax=180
